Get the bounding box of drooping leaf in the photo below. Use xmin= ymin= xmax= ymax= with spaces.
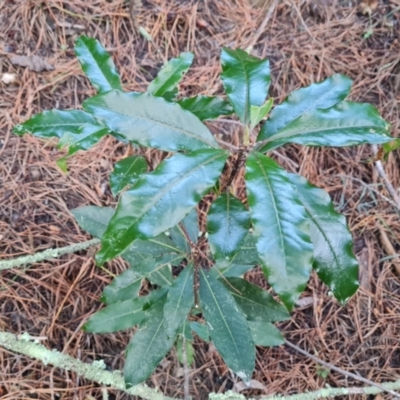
xmin=190 ymin=321 xmax=210 ymax=342
xmin=199 ymin=269 xmax=255 ymax=381
xmin=221 ymin=48 xmax=270 ymax=125
xmin=147 ymin=52 xmax=194 ymax=98
xmin=289 ymin=174 xmax=359 ymax=303
xmin=13 ymin=110 xmax=98 ymax=138
xmin=58 ymin=124 xmax=108 ymax=155
xmin=250 ymin=98 xmax=273 ymax=129
xmin=96 ymin=149 xmax=227 ymax=265
xmin=75 ymin=35 xmax=122 ymax=93
xmin=109 ymin=155 xmax=148 ymax=196
xmin=101 ymin=256 xmax=181 ymax=304
xmin=176 ymin=336 xmax=195 ymax=366
xmin=222 ymin=278 xmax=290 ymax=323
xmin=83 ymin=91 xmax=219 ymax=152
xmin=179 ymin=320 xmax=194 ymax=341
xmin=124 ymin=295 xmax=176 ymax=387
xmin=71 ymin=206 xmax=183 ymax=259
xmin=257 ymin=102 xmax=392 ymax=152
xmin=245 ymin=153 xmax=313 ymax=310
xmin=164 ymin=263 xmax=194 ymax=337
xmin=248 ymin=321 xmax=285 ymax=347
xmin=207 ymin=193 xmax=250 ymax=261
xmin=178 ymin=96 xmax=234 ymax=121
xmin=257 ymin=74 xmax=352 ymax=150
xmin=83 ymin=289 xmax=165 ymax=333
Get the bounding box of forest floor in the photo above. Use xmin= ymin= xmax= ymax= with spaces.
xmin=1 ymin=0 xmax=400 ymax=399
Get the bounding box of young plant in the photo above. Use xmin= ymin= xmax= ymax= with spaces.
xmin=14 ymin=36 xmax=393 ymax=388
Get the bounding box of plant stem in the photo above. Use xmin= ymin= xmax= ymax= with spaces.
xmin=0 ymin=238 xmax=100 ymax=271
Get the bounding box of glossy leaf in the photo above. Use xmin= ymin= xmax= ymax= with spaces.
xmin=96 ymin=149 xmax=227 ymax=265
xmin=134 ymin=254 xmax=176 ymax=287
xmin=221 ymin=48 xmax=270 ymax=125
xmin=250 ymin=98 xmax=273 ymax=129
xmin=257 ymin=74 xmax=352 ymax=150
xmin=178 ymin=95 xmax=234 ymax=121
xmin=147 ymin=52 xmax=193 ymax=98
xmin=71 ymin=206 xmax=182 ymax=259
xmin=207 ymin=193 xmax=250 ymax=260
xmin=258 ymin=102 xmax=392 ymax=151
xmin=109 ymin=155 xmax=148 ymax=196
xmin=83 ymin=290 xmax=165 ymax=333
xmin=190 ymin=321 xmax=210 ymax=342
xmin=245 ymin=153 xmax=313 ymax=310
xmin=164 ymin=263 xmax=194 ymax=337
xmin=58 ymin=124 xmax=108 ymax=155
xmin=215 ymin=260 xmax=254 ymax=278
xmin=289 ymin=174 xmax=359 ymax=303
xmin=75 ymin=35 xmax=122 ymax=92
xmin=101 ymin=256 xmax=180 ymax=304
xmin=83 ymin=91 xmax=218 ymax=152
xmin=176 ymin=336 xmax=195 ymax=366
xmin=248 ymin=321 xmax=284 ymax=347
xmin=168 ymin=209 xmax=199 ymax=253
xmin=124 ymin=295 xmax=176 ymax=387
xmin=200 ymin=269 xmax=255 ymax=381
xmin=229 ymin=233 xmax=260 ymax=266
xmin=13 ymin=110 xmax=98 ymax=138
xmin=223 ymin=278 xmax=290 ymax=323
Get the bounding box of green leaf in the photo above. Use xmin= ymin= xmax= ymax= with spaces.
xmin=101 ymin=256 xmax=181 ymax=304
xmin=223 ymin=278 xmax=290 ymax=323
xmin=177 ymin=96 xmax=234 ymax=121
xmin=383 ymin=139 xmax=400 ymax=160
xmin=248 ymin=321 xmax=284 ymax=347
xmin=58 ymin=124 xmax=108 ymax=155
xmin=83 ymin=91 xmax=219 ymax=152
xmin=190 ymin=321 xmax=210 ymax=342
xmin=134 ymin=254 xmax=177 ymax=287
xmin=221 ymin=48 xmax=270 ymax=125
xmin=288 ymin=174 xmax=359 ymax=303
xmin=180 ymin=320 xmax=193 ymax=341
xmin=207 ymin=193 xmax=250 ymax=261
xmin=147 ymin=52 xmax=194 ymax=98
xmin=109 ymin=155 xmax=148 ymax=196
xmin=168 ymin=209 xmax=199 ymax=253
xmin=164 ymin=263 xmax=194 ymax=337
xmin=83 ymin=290 xmax=165 ymax=333
xmin=124 ymin=295 xmax=176 ymax=387
xmin=13 ymin=110 xmax=98 ymax=138
xmin=245 ymin=153 xmax=313 ymax=311
xmin=199 ymin=269 xmax=255 ymax=381
xmin=229 ymin=233 xmax=260 ymax=266
xmin=258 ymin=102 xmax=392 ymax=151
xmin=257 ymin=74 xmax=352 ymax=151
xmin=72 ymin=205 xmax=182 ymax=257
xmin=75 ymin=35 xmax=122 ymax=93
xmin=56 ymin=157 xmax=68 ymax=173
xmin=250 ymin=98 xmax=273 ymax=129
xmin=176 ymin=336 xmax=195 ymax=366
xmin=215 ymin=261 xmax=254 ymax=278
xmin=96 ymin=149 xmax=227 ymax=265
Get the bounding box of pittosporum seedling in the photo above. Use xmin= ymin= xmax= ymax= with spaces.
xmin=14 ymin=35 xmax=393 ymax=388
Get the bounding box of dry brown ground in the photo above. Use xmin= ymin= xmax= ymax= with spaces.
xmin=1 ymin=0 xmax=400 ymax=399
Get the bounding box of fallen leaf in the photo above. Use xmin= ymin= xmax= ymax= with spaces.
xmin=359 ymin=0 xmax=379 ymax=16
xmin=11 ymin=55 xmax=54 ymax=72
